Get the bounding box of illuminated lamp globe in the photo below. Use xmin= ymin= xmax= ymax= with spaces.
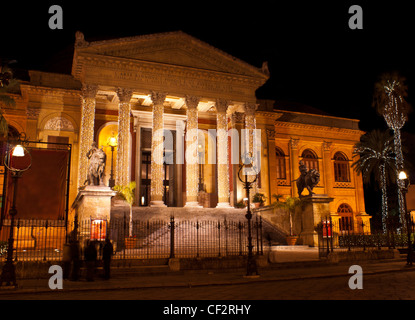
xmin=399 ymin=171 xmax=408 ymax=180
xmin=12 ymin=144 xmax=25 ymax=157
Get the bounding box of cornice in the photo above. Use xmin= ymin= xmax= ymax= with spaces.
xmin=275 ymin=121 xmax=365 ymax=136
xmin=21 ymin=84 xmax=81 ymax=97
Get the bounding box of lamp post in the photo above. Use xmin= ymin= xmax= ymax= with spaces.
xmin=106 ymin=133 xmax=117 ymax=188
xmin=237 ymin=154 xmax=259 ymax=277
xmin=0 ymin=134 xmax=32 ymax=287
xmin=398 ymin=171 xmax=412 ymax=266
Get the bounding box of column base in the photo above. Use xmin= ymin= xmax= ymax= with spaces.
xmin=184 ymin=202 xmax=203 ymax=208
xmin=216 ymin=202 xmax=232 ymax=208
xmin=150 ymin=201 xmax=167 ymax=208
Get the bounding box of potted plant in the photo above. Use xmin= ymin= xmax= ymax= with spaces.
xmin=252 ymin=193 xmax=266 ymax=208
xmin=114 ymin=181 xmax=136 ymax=247
xmin=275 ymin=196 xmax=302 ymax=245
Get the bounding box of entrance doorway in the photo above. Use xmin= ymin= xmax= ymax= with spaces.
xmin=139 ymin=128 xmax=177 ymax=207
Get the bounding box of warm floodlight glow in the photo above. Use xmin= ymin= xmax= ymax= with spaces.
xmin=12 ymin=145 xmax=25 ymax=157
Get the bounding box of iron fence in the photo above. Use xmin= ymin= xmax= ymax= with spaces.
xmin=0 ymin=216 xmax=264 ymax=262
xmin=317 ymin=216 xmax=412 ymax=258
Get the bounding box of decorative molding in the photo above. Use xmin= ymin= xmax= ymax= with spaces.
xmin=26 ymin=107 xmax=41 ymax=120
xmin=266 ymin=129 xmax=276 ymax=139
xmin=323 ymin=141 xmax=333 ymax=152
xmin=75 ymin=31 xmax=89 ymax=48
xmin=289 ymin=138 xmax=300 ymax=149
xmin=44 ymin=116 xmax=75 ymax=132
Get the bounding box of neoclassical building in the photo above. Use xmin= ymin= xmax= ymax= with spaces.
xmin=0 ymin=31 xmax=369 ymax=231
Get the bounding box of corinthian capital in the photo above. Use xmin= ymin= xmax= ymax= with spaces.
xmin=244 ymin=103 xmax=258 ymax=116
xmin=215 ymin=99 xmax=229 ymax=113
xmin=185 ymin=95 xmax=200 ymax=109
xmin=81 ymin=84 xmax=98 ymax=99
xmin=150 ymin=91 xmax=167 ymax=106
xmin=116 ymin=88 xmax=133 ymax=103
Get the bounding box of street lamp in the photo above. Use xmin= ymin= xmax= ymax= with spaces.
xmin=237 ymin=153 xmax=259 ymax=277
xmin=106 ymin=133 xmax=117 ymax=188
xmin=0 ymin=133 xmax=32 ymax=287
xmin=398 ymin=170 xmax=412 ymax=266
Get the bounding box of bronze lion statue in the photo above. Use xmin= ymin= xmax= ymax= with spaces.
xmin=296 ymin=168 xmax=320 ymax=197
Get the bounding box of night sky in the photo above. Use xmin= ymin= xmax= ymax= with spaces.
xmin=2 ymin=1 xmax=414 ymax=222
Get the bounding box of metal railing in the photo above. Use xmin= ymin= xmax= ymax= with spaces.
xmin=0 ymin=216 xmax=264 ymax=262
xmin=317 ymin=216 xmax=412 ymax=258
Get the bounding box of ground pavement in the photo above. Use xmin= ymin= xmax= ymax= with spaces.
xmin=1 ymin=247 xmax=414 ymax=301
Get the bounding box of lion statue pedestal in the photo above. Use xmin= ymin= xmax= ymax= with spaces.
xmin=299 ymin=194 xmax=333 ymax=247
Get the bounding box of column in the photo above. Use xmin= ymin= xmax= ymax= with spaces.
xmin=150 ymin=92 xmax=167 ymax=207
xmin=116 ymin=88 xmax=133 ymax=187
xmin=184 ymin=95 xmax=202 ymax=207
xmin=244 ymin=103 xmax=259 ymax=194
xmin=78 ymin=84 xmax=98 ymax=188
xmin=216 ymin=99 xmax=231 ymax=208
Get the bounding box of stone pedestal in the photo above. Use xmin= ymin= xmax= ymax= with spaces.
xmin=72 ymin=186 xmax=117 ymax=222
xmin=299 ymin=194 xmax=333 ymax=247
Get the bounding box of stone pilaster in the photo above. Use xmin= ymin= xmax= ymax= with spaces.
xmin=150 ymin=92 xmax=167 ymax=207
xmin=216 ymin=99 xmax=231 ymax=208
xmin=78 ymin=84 xmax=98 ymax=188
xmin=116 ymin=88 xmax=133 ymax=187
xmin=184 ymin=95 xmax=201 ymax=207
xmin=289 ymin=138 xmax=300 ymax=197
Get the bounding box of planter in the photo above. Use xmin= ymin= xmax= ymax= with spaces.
xmin=125 ymin=237 xmax=138 ymax=249
xmin=253 ymin=202 xmax=260 ymax=208
xmin=286 ymin=235 xmax=298 ymax=246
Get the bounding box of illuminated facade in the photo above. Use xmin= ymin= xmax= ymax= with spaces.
xmin=0 ymin=31 xmax=369 ymax=231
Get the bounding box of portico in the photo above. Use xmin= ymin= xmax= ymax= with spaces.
xmin=71 ymin=31 xmax=270 ymax=208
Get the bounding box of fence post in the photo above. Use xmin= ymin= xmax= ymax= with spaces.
xmin=43 ymin=220 xmax=49 ymax=261
xmin=238 ymin=221 xmax=243 ymax=256
xmin=196 ymin=221 xmax=199 ymax=258
xmin=259 ymin=216 xmax=263 ymax=255
xmin=218 ymin=220 xmax=221 ymax=257
xmin=330 ymin=216 xmax=334 ymax=252
xmin=170 ymin=216 xmax=175 ymax=258
xmin=325 ymin=217 xmax=330 ymax=256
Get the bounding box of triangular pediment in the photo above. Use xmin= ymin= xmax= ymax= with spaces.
xmin=74 ymin=31 xmax=268 ymax=79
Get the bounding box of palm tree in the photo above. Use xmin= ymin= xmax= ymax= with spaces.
xmin=114 ymin=181 xmax=136 ymax=237
xmin=352 ymin=130 xmax=396 ymax=233
xmin=274 ymin=196 xmax=303 ymax=236
xmin=372 ymin=72 xmax=411 ymax=227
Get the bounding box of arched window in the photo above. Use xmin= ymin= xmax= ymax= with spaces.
xmin=275 ymin=147 xmax=286 ymax=179
xmin=301 ymin=149 xmax=319 ymax=171
xmin=338 ymin=203 xmax=353 ymax=232
xmin=334 ymin=152 xmax=350 ymax=182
